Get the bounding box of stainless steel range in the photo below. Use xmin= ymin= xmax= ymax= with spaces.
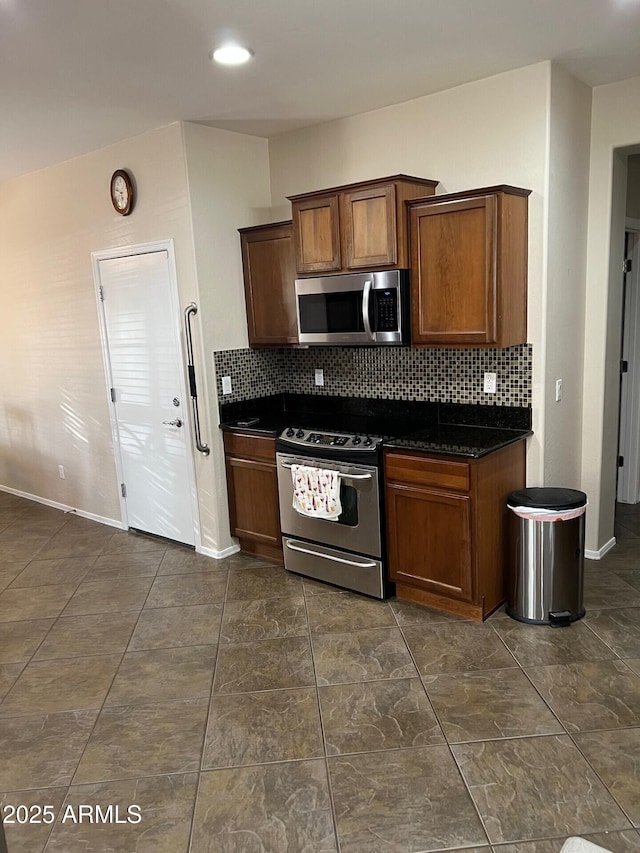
xmin=276 ymin=426 xmax=388 ymax=598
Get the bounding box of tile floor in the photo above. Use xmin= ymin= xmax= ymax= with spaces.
xmin=0 ymin=492 xmax=639 ymax=852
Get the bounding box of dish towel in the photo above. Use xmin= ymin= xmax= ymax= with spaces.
xmin=291 ymin=464 xmax=342 ymax=520
xmin=560 ymin=839 xmax=612 ymax=853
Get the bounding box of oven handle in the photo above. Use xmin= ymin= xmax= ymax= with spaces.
xmin=280 ymin=462 xmax=371 ymax=480
xmin=285 ymin=539 xmax=377 ymax=568
xmin=362 ymin=279 xmax=375 ymax=341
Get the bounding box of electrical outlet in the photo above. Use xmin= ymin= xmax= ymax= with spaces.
xmin=483 ymin=372 xmax=497 ymax=394
xmin=221 ymin=376 xmax=232 ymax=395
xmin=314 ymin=369 xmax=324 ymax=387
xmin=58 ymin=465 xmax=65 ymax=479
xmin=555 ymin=378 xmax=563 ymax=402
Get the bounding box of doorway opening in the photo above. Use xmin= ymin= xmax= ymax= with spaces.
xmin=614 ymin=150 xmax=640 ymax=539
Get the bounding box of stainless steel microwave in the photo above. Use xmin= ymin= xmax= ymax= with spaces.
xmin=295 ymin=270 xmax=410 ymax=346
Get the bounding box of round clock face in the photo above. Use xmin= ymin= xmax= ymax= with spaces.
xmin=110 ymin=170 xmax=134 ymax=215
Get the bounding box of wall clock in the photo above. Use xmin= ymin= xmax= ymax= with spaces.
xmin=110 ymin=169 xmax=135 ymax=216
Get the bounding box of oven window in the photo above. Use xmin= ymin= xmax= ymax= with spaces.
xmin=337 ymin=482 xmax=358 ymax=526
xmin=298 ymin=292 xmax=364 ymax=334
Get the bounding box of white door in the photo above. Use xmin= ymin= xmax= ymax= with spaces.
xmin=97 ymin=250 xmax=197 ymax=545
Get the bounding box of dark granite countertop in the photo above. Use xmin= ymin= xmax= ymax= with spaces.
xmin=219 ymin=414 xmax=288 ymax=437
xmin=382 ymin=424 xmax=531 ymax=458
xmin=219 ymin=394 xmax=532 ymax=459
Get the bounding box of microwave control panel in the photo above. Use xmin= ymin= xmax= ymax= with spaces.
xmin=373 ymin=290 xmax=399 ymax=331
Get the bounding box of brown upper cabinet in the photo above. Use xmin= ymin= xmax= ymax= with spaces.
xmin=289 ymin=175 xmax=439 ymax=275
xmin=408 ymin=185 xmax=531 ymax=347
xmin=239 ymin=221 xmax=297 ymax=346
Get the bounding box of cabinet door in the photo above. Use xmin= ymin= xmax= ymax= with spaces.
xmin=341 ymin=184 xmax=397 ymax=269
xmin=292 ymin=194 xmax=341 ymax=273
xmin=241 ymin=223 xmax=297 ymax=346
xmin=386 ymin=483 xmax=473 ymax=601
xmin=410 ymin=195 xmax=497 ymax=345
xmin=225 ymin=456 xmax=281 ymax=548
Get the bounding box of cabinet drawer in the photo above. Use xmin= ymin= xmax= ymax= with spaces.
xmin=223 ymin=431 xmax=276 ymax=463
xmin=385 ymin=452 xmax=470 ymax=491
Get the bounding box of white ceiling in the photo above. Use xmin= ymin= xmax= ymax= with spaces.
xmin=2 ymin=0 xmax=640 ymax=182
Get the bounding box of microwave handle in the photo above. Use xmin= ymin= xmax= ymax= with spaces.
xmin=362 ymin=280 xmax=375 ymax=341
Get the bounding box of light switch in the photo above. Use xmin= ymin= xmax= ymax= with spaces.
xmin=222 ymin=376 xmax=232 ymax=395
xmin=315 ymin=369 xmax=324 ymax=387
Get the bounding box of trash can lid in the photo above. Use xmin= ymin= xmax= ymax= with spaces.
xmin=507 ymin=487 xmax=587 ymax=511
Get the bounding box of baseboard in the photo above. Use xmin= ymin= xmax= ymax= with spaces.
xmin=3 ymin=484 xmax=622 ymax=565
xmin=199 ymin=543 xmax=240 ymax=560
xmin=585 ymin=537 xmax=616 ymax=561
xmin=0 ymin=485 xmax=125 ymax=530
xmin=0 ymin=484 xmax=245 ymax=554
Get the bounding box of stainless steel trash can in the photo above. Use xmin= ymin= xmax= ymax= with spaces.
xmin=507 ymin=487 xmax=587 ymax=626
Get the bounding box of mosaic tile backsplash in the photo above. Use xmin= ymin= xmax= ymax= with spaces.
xmin=214 ymin=344 xmax=532 ymax=408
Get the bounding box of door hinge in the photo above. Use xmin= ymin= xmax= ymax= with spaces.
xmin=99 ymin=285 xmax=105 ymax=301
xmin=618 ymin=456 xmax=625 ymax=468
xmin=621 ymin=360 xmax=629 ymax=374
xmin=624 ymin=258 xmax=632 ymax=274
xmin=110 ymin=387 xmax=116 ymax=403
xmin=121 ymin=483 xmax=127 ymax=498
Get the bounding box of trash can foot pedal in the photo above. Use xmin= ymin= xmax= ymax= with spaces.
xmin=549 ymin=610 xmax=572 ymax=628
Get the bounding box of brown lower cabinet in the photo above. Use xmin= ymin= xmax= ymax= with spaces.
xmin=384 ymin=441 xmax=526 ymax=621
xmin=223 ymin=431 xmax=283 ymax=562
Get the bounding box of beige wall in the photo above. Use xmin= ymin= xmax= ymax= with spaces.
xmin=182 ymin=122 xmax=271 ymax=553
xmin=0 ymin=123 xmax=196 ymax=525
xmin=542 ymin=65 xmax=592 ymax=489
xmin=268 ymin=62 xmax=551 ymax=484
xmin=583 ymin=75 xmax=640 ymax=552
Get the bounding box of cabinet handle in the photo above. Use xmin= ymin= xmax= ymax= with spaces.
xmin=285 ymin=539 xmax=376 ymax=568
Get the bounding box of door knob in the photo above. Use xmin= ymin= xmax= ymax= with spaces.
xmin=162 ymin=418 xmax=183 ymax=428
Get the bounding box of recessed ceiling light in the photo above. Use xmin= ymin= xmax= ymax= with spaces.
xmin=210 ymin=45 xmax=254 ymax=65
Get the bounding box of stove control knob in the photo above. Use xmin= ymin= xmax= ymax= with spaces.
xmin=352 ymin=435 xmax=362 ymax=445
xmin=286 ymin=428 xmax=295 ymax=437
xmin=364 ymin=436 xmax=373 ymax=446
xmin=296 ymin=429 xmax=304 ymax=439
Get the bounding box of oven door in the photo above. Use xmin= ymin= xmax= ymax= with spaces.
xmin=276 ymin=453 xmax=382 ymax=558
